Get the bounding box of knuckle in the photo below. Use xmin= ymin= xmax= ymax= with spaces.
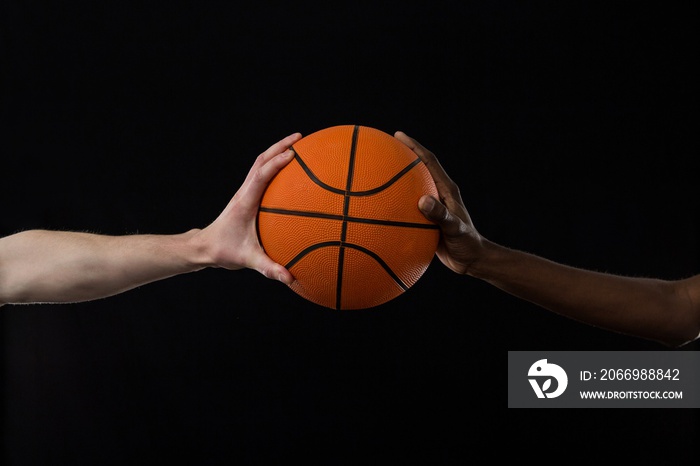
xmin=251 ymin=167 xmax=266 ymax=183
xmin=440 ymin=206 xmax=451 ymax=223
xmin=422 ymin=150 xmax=438 ymax=164
xmin=456 ymin=220 xmax=470 ymax=236
xmin=254 ymin=153 xmax=267 ymax=165
xmin=445 ymin=180 xmax=460 ymax=199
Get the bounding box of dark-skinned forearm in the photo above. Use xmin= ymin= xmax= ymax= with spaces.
xmin=468 ymin=240 xmax=698 ymax=347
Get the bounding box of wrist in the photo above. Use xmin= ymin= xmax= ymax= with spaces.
xmin=463 ymin=238 xmax=505 ymax=280
xmin=182 ymin=229 xmax=215 ymax=269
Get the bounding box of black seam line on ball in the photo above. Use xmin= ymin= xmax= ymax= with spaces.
xmin=337 ymin=125 xmax=361 ymax=310
xmin=259 ymin=207 xmax=440 ymax=230
xmin=292 ymin=153 xmax=424 ymax=196
xmin=341 ymin=125 xmax=360 ymax=241
xmin=284 ymin=241 xmax=409 ymax=292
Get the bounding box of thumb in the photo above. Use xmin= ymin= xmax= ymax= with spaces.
xmin=418 ymin=195 xmax=464 ymax=236
xmin=251 ymin=254 xmax=295 ymax=285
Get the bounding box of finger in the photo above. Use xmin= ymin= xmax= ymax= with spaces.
xmin=395 ymin=131 xmax=456 ymax=197
xmin=252 ymin=132 xmax=303 ymax=171
xmin=238 ymin=133 xmax=301 ymax=206
xmin=239 ymin=148 xmax=295 ymax=208
xmin=418 ymin=195 xmax=465 ymax=237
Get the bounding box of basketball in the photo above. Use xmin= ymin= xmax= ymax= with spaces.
xmin=257 ymin=125 xmax=440 ymax=310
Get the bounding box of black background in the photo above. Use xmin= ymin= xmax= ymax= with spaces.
xmin=2 ymin=1 xmax=698 ymax=464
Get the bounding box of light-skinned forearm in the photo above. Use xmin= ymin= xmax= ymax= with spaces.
xmin=469 ymin=240 xmax=700 ymax=347
xmin=0 ymin=229 xmax=210 ymax=305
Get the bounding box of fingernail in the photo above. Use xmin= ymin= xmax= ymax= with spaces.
xmin=278 ymin=272 xmax=294 ymax=285
xmin=281 ymin=149 xmax=294 ymax=158
xmin=420 ymin=196 xmax=435 ymax=211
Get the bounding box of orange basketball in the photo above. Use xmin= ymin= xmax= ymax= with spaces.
xmin=257 ymin=125 xmax=440 ymax=310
